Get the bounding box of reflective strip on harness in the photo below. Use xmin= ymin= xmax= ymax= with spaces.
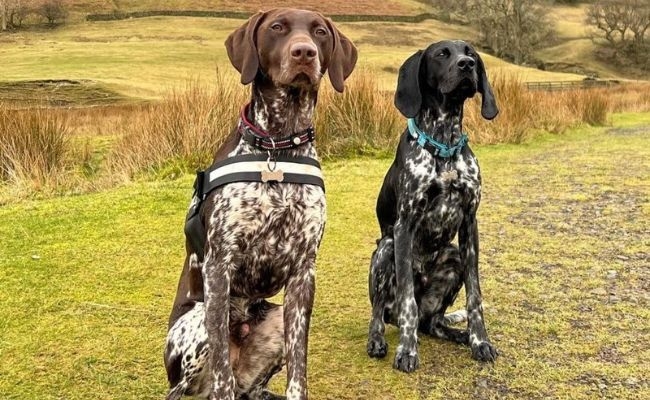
xmin=197 ymin=154 xmax=325 ymax=200
xmin=208 ymin=161 xmax=323 ymax=183
xmin=185 ymin=153 xmax=325 ymax=260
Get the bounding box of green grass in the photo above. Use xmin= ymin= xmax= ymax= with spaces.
xmin=1 ymin=115 xmax=648 ymax=399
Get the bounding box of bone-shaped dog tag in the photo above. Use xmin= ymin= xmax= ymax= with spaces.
xmin=440 ymin=170 xmax=458 ymax=182
xmin=261 ymin=169 xmax=284 ymax=182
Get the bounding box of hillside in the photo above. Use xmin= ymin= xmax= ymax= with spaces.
xmin=63 ymin=0 xmax=429 ymax=17
xmin=541 ymin=4 xmax=633 ymax=79
xmin=0 ymin=1 xmax=643 ymax=104
xmin=0 ymin=17 xmax=585 ymax=103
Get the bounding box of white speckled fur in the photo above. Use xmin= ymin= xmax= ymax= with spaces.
xmin=368 ymin=40 xmax=499 ymax=372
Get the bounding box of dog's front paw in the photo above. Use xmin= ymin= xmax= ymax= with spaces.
xmin=261 ymin=391 xmax=287 ymax=400
xmin=471 ymin=340 xmax=498 ymax=362
xmin=393 ymin=347 xmax=419 ymax=373
xmin=367 ymin=335 xmax=388 ymax=358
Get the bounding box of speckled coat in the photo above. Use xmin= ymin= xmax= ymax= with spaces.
xmin=164 ymin=8 xmax=357 ymax=400
xmin=366 ymin=40 xmax=500 ymax=373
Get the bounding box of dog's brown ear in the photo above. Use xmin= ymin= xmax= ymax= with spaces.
xmin=324 ymin=18 xmax=358 ymax=93
xmin=225 ymin=12 xmax=266 ymax=85
xmin=394 ymin=50 xmax=424 ymax=118
xmin=476 ymin=52 xmax=499 ymax=120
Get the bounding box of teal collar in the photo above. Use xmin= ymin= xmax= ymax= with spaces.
xmin=407 ymin=118 xmax=468 ymax=158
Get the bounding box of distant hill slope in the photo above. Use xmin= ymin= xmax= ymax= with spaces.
xmin=61 ymin=1 xmax=643 ymax=80
xmin=65 ymin=0 xmax=429 ymax=17
xmin=1 ymin=1 xmax=642 ymax=104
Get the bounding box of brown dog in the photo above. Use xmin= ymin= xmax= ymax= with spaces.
xmin=165 ymin=8 xmax=357 ymax=400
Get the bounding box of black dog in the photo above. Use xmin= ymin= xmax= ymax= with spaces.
xmin=366 ymin=40 xmax=499 ymax=372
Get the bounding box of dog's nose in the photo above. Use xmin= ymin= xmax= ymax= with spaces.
xmin=290 ymin=42 xmax=318 ymax=64
xmin=456 ymin=56 xmax=476 ymax=72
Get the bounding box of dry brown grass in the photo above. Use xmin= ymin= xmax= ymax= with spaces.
xmin=462 ymin=77 xmax=650 ymax=144
xmin=107 ymin=70 xmax=400 ymax=177
xmin=0 ymin=105 xmax=71 ymax=188
xmin=2 ymin=72 xmax=648 ymax=198
xmin=108 ymin=71 xmax=637 ymax=175
xmin=607 ymin=82 xmax=650 ymax=113
xmin=316 ymin=70 xmax=402 ymax=158
xmin=107 ymin=73 xmax=247 ymax=179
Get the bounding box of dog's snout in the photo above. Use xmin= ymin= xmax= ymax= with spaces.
xmin=456 ymin=56 xmax=476 ymax=72
xmin=290 ymin=42 xmax=318 ymax=64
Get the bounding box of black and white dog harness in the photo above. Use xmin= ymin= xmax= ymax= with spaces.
xmin=184 ymin=105 xmax=325 ymax=260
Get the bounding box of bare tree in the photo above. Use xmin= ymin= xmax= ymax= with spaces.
xmin=1 ymin=0 xmax=8 ymax=31
xmin=38 ymin=0 xmax=67 ymax=25
xmin=587 ymin=0 xmax=650 ymax=68
xmin=464 ymin=0 xmax=554 ymax=65
xmin=1 ymin=0 xmax=37 ymax=30
xmin=9 ymin=0 xmax=29 ymax=28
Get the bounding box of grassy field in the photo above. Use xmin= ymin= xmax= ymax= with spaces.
xmin=0 ymin=15 xmax=588 ymax=101
xmin=2 ymin=1 xmax=645 ymax=106
xmin=1 ymin=113 xmax=648 ymax=399
xmin=63 ymin=0 xmax=429 ymax=17
xmin=1 ymin=2 xmax=649 ymax=398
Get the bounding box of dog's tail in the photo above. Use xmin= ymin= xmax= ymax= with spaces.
xmin=443 ymin=309 xmax=467 ymax=325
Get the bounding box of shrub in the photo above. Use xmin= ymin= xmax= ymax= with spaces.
xmin=0 ymin=105 xmax=70 ymax=186
xmin=575 ymin=90 xmax=610 ymax=126
xmin=39 ymin=0 xmax=68 ymax=25
xmin=108 ymin=73 xmax=247 ymax=178
xmin=315 ymin=70 xmax=401 ymax=158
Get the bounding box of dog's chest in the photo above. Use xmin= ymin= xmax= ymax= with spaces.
xmin=208 ymin=181 xmax=326 ymax=298
xmin=403 ymin=147 xmax=480 ymax=247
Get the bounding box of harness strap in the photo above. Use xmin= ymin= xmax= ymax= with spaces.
xmin=199 ymin=154 xmax=324 ymax=199
xmin=184 ymin=153 xmax=324 ymax=261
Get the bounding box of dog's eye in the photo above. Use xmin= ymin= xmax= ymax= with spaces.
xmin=436 ymin=49 xmax=448 ymax=57
xmin=314 ymin=27 xmax=328 ymax=36
xmin=271 ymin=23 xmax=283 ymax=32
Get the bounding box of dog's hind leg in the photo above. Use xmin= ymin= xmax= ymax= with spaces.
xmin=367 ymin=235 xmax=396 ymax=359
xmin=164 ymin=301 xmax=211 ymax=399
xmin=443 ymin=309 xmax=467 ymax=325
xmin=417 ymin=245 xmax=469 ymax=345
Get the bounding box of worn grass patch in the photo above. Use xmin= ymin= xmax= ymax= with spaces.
xmin=1 ymin=118 xmax=648 ymax=399
xmin=0 ymin=80 xmax=134 ymax=107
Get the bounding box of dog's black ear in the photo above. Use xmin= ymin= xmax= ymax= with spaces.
xmin=323 ymin=17 xmax=358 ymax=93
xmin=225 ymin=12 xmax=266 ymax=85
xmin=476 ymin=52 xmax=499 ymax=120
xmin=394 ymin=50 xmax=424 ymax=118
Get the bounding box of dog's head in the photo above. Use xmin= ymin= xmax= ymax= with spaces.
xmin=225 ymin=8 xmax=358 ymax=93
xmin=394 ymin=40 xmax=498 ymax=120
